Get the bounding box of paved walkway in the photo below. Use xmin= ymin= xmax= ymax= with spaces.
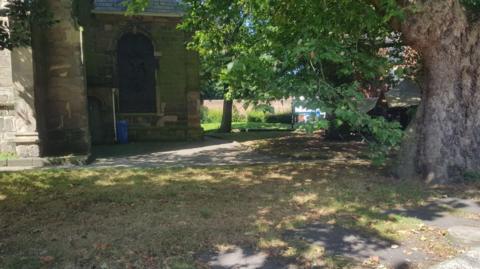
xmin=89 ymin=137 xmax=280 ymax=168
xmin=431 ymin=248 xmax=480 ymax=269
xmin=199 ymin=197 xmax=480 ymax=269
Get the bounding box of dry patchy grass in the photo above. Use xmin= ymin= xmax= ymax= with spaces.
xmin=0 ymin=161 xmax=473 ymax=268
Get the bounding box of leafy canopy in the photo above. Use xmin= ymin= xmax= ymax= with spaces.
xmin=175 ymin=0 xmax=406 ymax=162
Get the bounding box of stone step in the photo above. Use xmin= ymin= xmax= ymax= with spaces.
xmin=448 ymin=226 xmax=480 ymax=247
xmin=429 ymin=248 xmax=480 ymax=269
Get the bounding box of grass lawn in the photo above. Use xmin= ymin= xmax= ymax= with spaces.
xmin=202 ymin=122 xmax=292 ymax=132
xmin=0 ymin=156 xmax=471 ymax=268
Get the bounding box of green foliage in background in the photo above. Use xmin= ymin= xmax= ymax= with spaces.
xmin=201 ymin=107 xmax=223 ymax=124
xmin=177 ymin=0 xmax=408 ymax=163
xmin=247 ymin=110 xmax=266 ymax=123
xmin=464 ymin=171 xmax=480 ymax=183
xmin=201 ymin=107 xmax=246 ymax=124
xmin=265 ymin=113 xmax=292 ymax=124
xmin=0 ymin=0 xmax=56 ymax=50
xmin=462 ymin=0 xmax=480 ymax=20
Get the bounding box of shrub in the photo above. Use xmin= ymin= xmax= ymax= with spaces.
xmin=247 ymin=110 xmax=266 ymax=123
xmin=201 ymin=107 xmax=223 ymax=123
xmin=202 ymin=106 xmax=246 ymax=124
xmin=252 ymin=104 xmax=274 ymax=114
xmin=464 ymin=171 xmax=480 ymax=183
xmin=232 ymin=106 xmax=246 ymax=122
xmin=265 ymin=113 xmax=292 ymax=124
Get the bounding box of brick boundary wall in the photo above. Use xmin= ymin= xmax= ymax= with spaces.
xmin=202 ymin=99 xmax=293 ymax=116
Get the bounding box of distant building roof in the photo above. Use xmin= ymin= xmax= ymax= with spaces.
xmin=93 ymin=0 xmax=183 ymax=17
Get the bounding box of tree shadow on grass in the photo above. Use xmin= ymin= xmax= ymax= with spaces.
xmin=249 ymin=133 xmax=369 ymax=161
xmin=0 ymin=162 xmax=473 ymax=268
xmin=385 ymin=197 xmax=480 ymax=229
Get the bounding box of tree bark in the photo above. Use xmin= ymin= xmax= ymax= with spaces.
xmin=219 ymin=99 xmax=233 ymax=133
xmin=395 ymin=0 xmax=480 ymax=183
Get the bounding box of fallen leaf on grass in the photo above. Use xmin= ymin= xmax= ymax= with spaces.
xmin=40 ymin=256 xmax=54 ymax=264
xmin=363 ymin=255 xmax=380 ymax=266
xmin=94 ymin=243 xmax=111 ymax=250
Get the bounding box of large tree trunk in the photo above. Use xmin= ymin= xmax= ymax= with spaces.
xmin=395 ymin=0 xmax=480 ymax=183
xmin=219 ymin=99 xmax=233 ymax=133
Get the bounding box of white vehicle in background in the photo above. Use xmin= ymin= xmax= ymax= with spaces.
xmin=293 ymin=96 xmax=326 ymax=123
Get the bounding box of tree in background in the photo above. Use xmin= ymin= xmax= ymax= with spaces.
xmin=181 ymin=0 xmax=405 ymax=163
xmin=178 ymin=1 xmax=276 ymax=133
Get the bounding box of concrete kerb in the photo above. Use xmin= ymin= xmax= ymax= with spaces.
xmin=0 ymin=155 xmax=91 ymax=169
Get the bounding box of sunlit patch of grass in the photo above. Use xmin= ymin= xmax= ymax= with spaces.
xmin=255 ymin=219 xmax=273 ymax=233
xmin=301 ymin=244 xmax=325 ymax=261
xmin=258 ymin=237 xmax=288 ymax=249
xmin=214 ymin=244 xmax=237 ymax=253
xmin=282 ymin=240 xmax=355 ymax=268
xmin=372 ymin=214 xmax=423 ymax=240
xmin=277 ymin=214 xmax=309 ymax=230
xmin=291 ymin=193 xmax=319 ymax=206
xmin=282 ymin=246 xmax=299 ymax=258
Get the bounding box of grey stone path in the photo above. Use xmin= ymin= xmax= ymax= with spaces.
xmin=200 ymin=248 xmax=291 ymax=269
xmin=200 ymin=197 xmax=480 ymax=269
xmin=89 ymin=137 xmax=279 ymax=168
xmin=386 ymin=198 xmax=480 ymax=229
xmin=430 ymin=248 xmax=480 ymax=269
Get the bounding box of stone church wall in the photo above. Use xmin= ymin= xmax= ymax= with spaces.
xmin=79 ymin=1 xmax=202 ymax=143
xmin=1 ymin=0 xmax=202 ymax=159
xmin=0 ymin=10 xmax=40 ymax=157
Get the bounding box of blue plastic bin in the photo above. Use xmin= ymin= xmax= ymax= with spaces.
xmin=116 ymin=120 xmax=129 ymax=144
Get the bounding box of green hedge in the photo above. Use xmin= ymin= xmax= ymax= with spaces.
xmin=265 ymin=113 xmax=292 ymax=124
xmin=203 ymin=106 xmax=292 ymax=124
xmin=247 ymin=110 xmax=266 ymax=123
xmin=201 ymin=107 xmax=223 ymax=123
xmin=232 ymin=107 xmax=246 ymax=122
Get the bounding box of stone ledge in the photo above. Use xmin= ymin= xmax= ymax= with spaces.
xmin=14 ymin=132 xmax=40 ymax=144
xmin=0 ymin=155 xmax=91 ymax=168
